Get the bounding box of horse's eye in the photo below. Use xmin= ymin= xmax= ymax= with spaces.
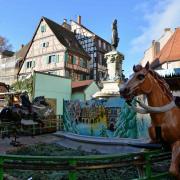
xmin=137 ymin=74 xmax=145 ymax=80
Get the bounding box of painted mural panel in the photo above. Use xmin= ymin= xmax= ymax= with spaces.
xmin=64 ymin=98 xmax=133 ymax=137
xmin=63 ymin=97 xmax=150 ymax=138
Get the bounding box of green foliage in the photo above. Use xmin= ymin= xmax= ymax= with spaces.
xmin=11 ymin=76 xmax=33 ymax=98
xmin=7 ymin=143 xmax=139 ymax=180
xmin=0 ymin=36 xmax=12 ymax=52
xmin=99 ymin=125 xmax=108 ymax=137
xmin=136 ymin=114 xmax=151 ymax=138
xmin=114 ymin=100 xmax=138 ymax=138
xmin=63 ymin=103 xmax=79 ymax=134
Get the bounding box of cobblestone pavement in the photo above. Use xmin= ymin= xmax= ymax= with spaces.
xmin=0 ymin=134 xmax=60 ymax=154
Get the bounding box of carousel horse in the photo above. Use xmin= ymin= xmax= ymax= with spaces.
xmin=120 ymin=62 xmax=180 ymax=179
xmin=0 ymin=94 xmax=53 ymax=123
xmin=0 ymin=94 xmax=54 ymax=145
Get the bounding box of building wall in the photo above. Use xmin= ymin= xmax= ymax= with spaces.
xmin=141 ymin=29 xmax=174 ymax=67
xmin=0 ymin=56 xmax=18 ymax=85
xmin=71 ymin=82 xmax=100 ymax=101
xmin=161 ymin=60 xmax=180 ymax=69
xmin=34 ymin=72 xmax=71 ymax=115
xmin=19 ymin=19 xmax=89 ymax=81
xmin=70 ymin=21 xmax=111 ymax=81
xmin=84 ymin=82 xmax=100 ymax=100
xmin=19 ymin=19 xmax=66 ymax=77
xmin=71 ymin=21 xmax=93 ymax=37
xmin=65 ymin=52 xmax=89 ymax=81
xmin=71 ymin=92 xmax=85 ymax=101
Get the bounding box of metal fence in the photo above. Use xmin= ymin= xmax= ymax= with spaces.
xmin=0 ymin=150 xmax=173 ymax=180
xmin=0 ymin=115 xmax=64 ymax=138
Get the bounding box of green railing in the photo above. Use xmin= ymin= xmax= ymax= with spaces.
xmin=0 ymin=150 xmax=172 ymax=180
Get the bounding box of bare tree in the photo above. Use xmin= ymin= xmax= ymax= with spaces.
xmin=0 ymin=36 xmax=12 ymax=52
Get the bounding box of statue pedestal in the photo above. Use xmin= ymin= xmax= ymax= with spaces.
xmin=105 ymin=50 xmax=124 ymax=81
xmin=93 ymin=50 xmax=124 ymax=99
xmin=92 ymin=80 xmax=121 ymax=98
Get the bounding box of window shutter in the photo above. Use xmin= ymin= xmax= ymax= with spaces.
xmin=26 ymin=61 xmax=28 ymax=69
xmin=46 ymin=56 xmax=49 ymax=64
xmin=80 ymin=58 xmax=83 ymax=67
xmin=54 ymin=55 xmax=56 ymax=63
xmin=52 ymin=55 xmax=55 ymax=63
xmin=33 ymin=61 xmax=35 ymax=68
xmin=73 ymin=56 xmax=76 ymax=64
xmin=64 ymin=52 xmax=68 ymax=62
xmin=56 ymin=55 xmax=59 ymax=63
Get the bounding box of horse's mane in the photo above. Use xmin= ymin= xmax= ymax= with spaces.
xmin=149 ymin=69 xmax=173 ymax=101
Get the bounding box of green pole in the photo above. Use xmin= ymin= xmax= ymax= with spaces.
xmin=0 ymin=158 xmax=4 ymax=180
xmin=68 ymin=159 xmax=77 ymax=180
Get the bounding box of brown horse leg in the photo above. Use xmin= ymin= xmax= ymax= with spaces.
xmin=148 ymin=126 xmax=156 ymax=143
xmin=169 ymin=141 xmax=180 ymax=179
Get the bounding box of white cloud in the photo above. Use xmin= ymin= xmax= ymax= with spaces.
xmin=131 ymin=0 xmax=180 ymax=53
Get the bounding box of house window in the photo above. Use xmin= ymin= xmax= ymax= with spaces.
xmin=98 ymin=40 xmax=101 ymax=48
xmin=73 ymin=56 xmax=76 ymax=64
xmin=99 ymin=54 xmax=102 ymax=65
xmin=103 ymin=42 xmax=106 ymax=50
xmin=47 ymin=55 xmax=56 ymax=64
xmin=64 ymin=52 xmax=68 ymax=62
xmin=80 ymin=58 xmax=87 ymax=68
xmin=76 ymin=57 xmax=79 ymax=65
xmin=26 ymin=60 xmax=35 ymax=69
xmin=42 ymin=42 xmax=49 ymax=48
xmin=27 ymin=61 xmax=32 ymax=68
xmin=80 ymin=74 xmax=84 ymax=80
xmin=68 ymin=55 xmax=73 ymax=64
xmin=41 ymin=25 xmax=46 ymax=33
xmin=80 ymin=58 xmax=83 ymax=67
xmin=83 ymin=60 xmax=87 ymax=68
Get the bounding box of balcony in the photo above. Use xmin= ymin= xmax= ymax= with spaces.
xmin=65 ymin=62 xmax=90 ymax=74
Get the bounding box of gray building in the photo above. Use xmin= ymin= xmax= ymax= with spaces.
xmin=64 ymin=16 xmax=112 ymax=82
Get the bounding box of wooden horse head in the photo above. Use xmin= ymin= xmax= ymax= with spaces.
xmin=120 ymin=62 xmax=172 ymax=102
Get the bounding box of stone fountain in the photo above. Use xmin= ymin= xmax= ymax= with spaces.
xmin=93 ymin=19 xmax=124 ymax=98
xmin=55 ymin=20 xmax=150 ymax=154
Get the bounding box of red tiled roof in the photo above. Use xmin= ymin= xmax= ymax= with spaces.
xmin=72 ymin=80 xmax=94 ymax=89
xmin=152 ymin=28 xmax=180 ymax=68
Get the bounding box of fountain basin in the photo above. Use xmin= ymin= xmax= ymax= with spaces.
xmin=54 ymin=131 xmax=154 ymax=154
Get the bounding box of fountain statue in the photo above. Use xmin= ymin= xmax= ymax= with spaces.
xmin=93 ymin=19 xmax=124 ymax=98
xmin=111 ymin=19 xmax=119 ymax=51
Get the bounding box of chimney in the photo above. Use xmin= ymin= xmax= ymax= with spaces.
xmin=62 ymin=19 xmax=71 ymax=31
xmin=152 ymin=40 xmax=160 ymax=58
xmin=164 ymin=28 xmax=171 ymax=32
xmin=21 ymin=44 xmax=24 ymax=49
xmin=77 ymin=15 xmax=81 ymax=25
xmin=152 ymin=40 xmax=155 ymax=46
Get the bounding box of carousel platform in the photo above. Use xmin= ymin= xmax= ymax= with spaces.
xmin=54 ymin=131 xmax=160 ymax=154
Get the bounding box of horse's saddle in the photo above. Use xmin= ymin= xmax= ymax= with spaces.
xmin=174 ymin=96 xmax=180 ymax=108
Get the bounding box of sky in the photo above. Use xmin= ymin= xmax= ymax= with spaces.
xmin=0 ymin=0 xmax=180 ymax=77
